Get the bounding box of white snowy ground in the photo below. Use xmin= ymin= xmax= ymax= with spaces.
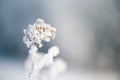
xmin=0 ymin=59 xmax=119 ymax=80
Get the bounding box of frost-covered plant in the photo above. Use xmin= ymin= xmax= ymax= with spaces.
xmin=23 ymin=18 xmax=66 ymax=80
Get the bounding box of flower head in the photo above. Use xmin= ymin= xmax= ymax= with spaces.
xmin=23 ymin=18 xmax=56 ymax=48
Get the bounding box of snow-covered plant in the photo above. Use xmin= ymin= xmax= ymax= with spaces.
xmin=23 ymin=18 xmax=66 ymax=80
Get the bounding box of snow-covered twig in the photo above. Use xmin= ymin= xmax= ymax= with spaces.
xmin=23 ymin=18 xmax=66 ymax=80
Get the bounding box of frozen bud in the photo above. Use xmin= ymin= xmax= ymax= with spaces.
xmin=44 ymin=46 xmax=59 ymax=66
xmin=48 ymin=46 xmax=59 ymax=57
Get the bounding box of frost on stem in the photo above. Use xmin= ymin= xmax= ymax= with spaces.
xmin=23 ymin=18 xmax=66 ymax=80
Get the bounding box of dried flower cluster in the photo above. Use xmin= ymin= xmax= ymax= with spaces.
xmin=23 ymin=18 xmax=66 ymax=80
xmin=23 ymin=19 xmax=56 ymax=48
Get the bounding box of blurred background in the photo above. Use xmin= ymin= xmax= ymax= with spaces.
xmin=0 ymin=0 xmax=120 ymax=80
